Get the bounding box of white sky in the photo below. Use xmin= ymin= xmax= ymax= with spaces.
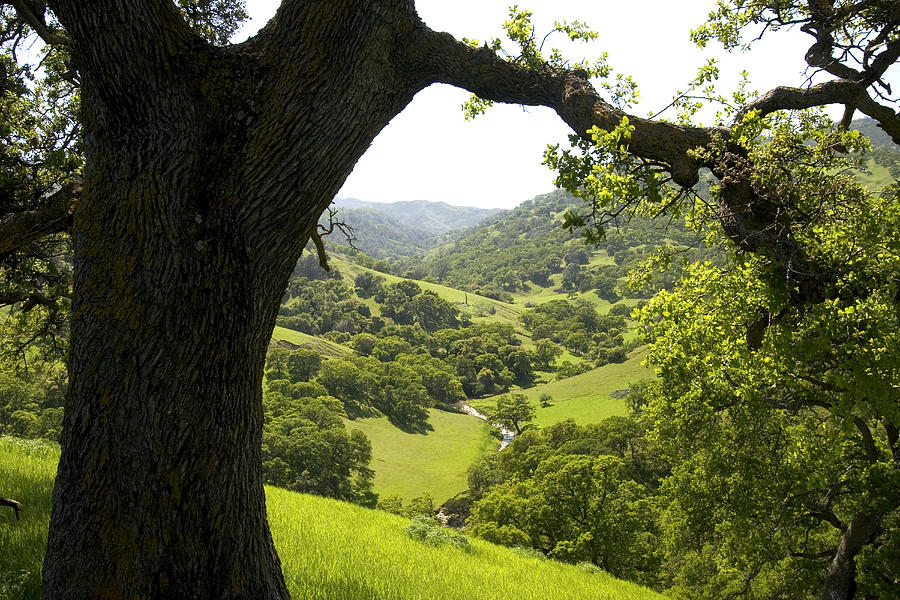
xmin=236 ymin=1 xmax=866 ymax=209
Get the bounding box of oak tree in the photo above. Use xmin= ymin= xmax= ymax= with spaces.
xmin=0 ymin=1 xmax=896 ymax=599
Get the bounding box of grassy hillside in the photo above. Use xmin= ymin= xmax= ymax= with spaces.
xmin=331 ymin=256 xmax=523 ymax=326
xmin=344 ymin=408 xmax=495 ymax=502
xmin=470 ymin=348 xmax=651 ymax=428
xmin=0 ymin=436 xmax=663 ymax=600
xmin=271 ymin=325 xmax=352 ymax=358
xmin=0 ymin=438 xmax=57 ymax=600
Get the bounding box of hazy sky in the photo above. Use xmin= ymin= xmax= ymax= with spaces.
xmin=237 ymin=1 xmax=843 ymax=209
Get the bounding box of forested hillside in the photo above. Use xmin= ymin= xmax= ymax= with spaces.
xmin=418 ymin=188 xmax=711 ymax=301
xmin=334 ymin=198 xmax=502 ymax=234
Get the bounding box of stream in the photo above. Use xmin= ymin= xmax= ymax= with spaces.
xmin=459 ymin=403 xmax=516 ymax=450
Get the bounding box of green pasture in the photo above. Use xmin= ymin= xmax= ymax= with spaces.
xmin=470 ymin=348 xmax=651 ymax=428
xmin=271 ymin=325 xmax=352 ymax=358
xmin=344 ymin=408 xmax=495 ymax=502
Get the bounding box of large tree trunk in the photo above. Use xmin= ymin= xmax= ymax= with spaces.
xmin=42 ymin=1 xmax=423 ymax=597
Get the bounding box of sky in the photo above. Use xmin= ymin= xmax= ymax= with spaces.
xmin=236 ymin=1 xmax=856 ymax=209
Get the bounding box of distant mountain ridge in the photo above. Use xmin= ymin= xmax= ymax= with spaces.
xmin=333 ymin=198 xmax=503 ymax=235
xmin=852 ymin=117 xmax=899 ymax=151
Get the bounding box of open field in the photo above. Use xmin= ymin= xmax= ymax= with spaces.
xmin=470 ymin=348 xmax=651 ymax=428
xmin=0 ymin=436 xmax=663 ymax=600
xmin=344 ymin=408 xmax=495 ymax=502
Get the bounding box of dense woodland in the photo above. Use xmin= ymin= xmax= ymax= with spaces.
xmin=1 ymin=1 xmax=899 ymax=600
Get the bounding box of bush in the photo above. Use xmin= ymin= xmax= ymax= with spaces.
xmin=404 ymin=516 xmax=472 ymax=551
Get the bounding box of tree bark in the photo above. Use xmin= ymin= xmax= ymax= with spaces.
xmin=820 ymin=511 xmax=883 ymax=600
xmin=42 ymin=1 xmax=425 ymax=597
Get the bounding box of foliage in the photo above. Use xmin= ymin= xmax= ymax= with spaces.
xmin=404 ymin=515 xmax=472 ymax=551
xmin=260 ymin=376 xmax=376 ymax=506
xmin=0 ymin=365 xmax=66 ymax=441
xmin=521 ymin=299 xmax=627 ymax=365
xmin=467 ymin=417 xmax=667 ymax=587
xmin=0 ymin=11 xmax=79 ymax=365
xmin=424 ymin=189 xmax=706 ymax=301
xmin=629 ymin=119 xmax=900 ymax=597
xmin=174 ymin=0 xmax=248 ymax=45
xmin=375 ymin=280 xmax=462 ymax=332
xmin=317 ymin=353 xmax=463 ymax=431
xmin=488 ymin=393 xmax=536 ymax=435
xmin=278 ymin=276 xmax=384 ymax=337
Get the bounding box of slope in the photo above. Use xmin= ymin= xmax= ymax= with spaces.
xmin=469 ymin=348 xmax=651 ymax=428
xmin=1 ymin=436 xmax=663 ymax=600
xmin=343 ymin=408 xmax=495 ymax=501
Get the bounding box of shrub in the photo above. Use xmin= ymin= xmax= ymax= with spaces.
xmin=404 ymin=516 xmax=471 ymax=551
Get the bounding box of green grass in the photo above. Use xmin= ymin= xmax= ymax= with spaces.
xmin=344 ymin=409 xmax=495 ymax=502
xmin=271 ymin=326 xmax=352 ymax=358
xmin=855 ymin=158 xmax=897 ymax=192
xmin=0 ymin=437 xmax=58 ymax=599
xmin=269 ymin=487 xmax=663 ymax=600
xmin=470 ymin=348 xmax=651 ymax=428
xmin=1 ymin=436 xmax=663 ymax=600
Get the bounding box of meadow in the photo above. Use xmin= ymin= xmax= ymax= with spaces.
xmin=343 ymin=408 xmax=496 ymax=502
xmin=0 ymin=436 xmax=663 ymax=600
xmin=270 ymin=325 xmax=352 ymax=358
xmin=469 ymin=348 xmax=650 ymax=428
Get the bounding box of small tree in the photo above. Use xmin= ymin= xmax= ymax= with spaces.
xmin=489 ymin=393 xmax=536 ymax=435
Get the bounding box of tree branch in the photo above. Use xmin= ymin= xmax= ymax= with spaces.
xmin=852 ymin=416 xmax=879 ymax=464
xmin=413 ymin=23 xmax=875 ymax=307
xmin=415 ymin=25 xmax=724 ymax=188
xmin=10 ymin=0 xmax=71 ymax=46
xmin=734 ymin=79 xmax=866 ymax=123
xmin=0 ymin=497 xmax=23 ymax=520
xmin=0 ymin=182 xmax=77 ymax=256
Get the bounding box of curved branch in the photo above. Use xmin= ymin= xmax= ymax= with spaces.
xmin=0 ymin=497 xmax=23 ymax=520
xmin=0 ymin=183 xmax=77 ymax=256
xmin=853 ymin=92 xmax=900 ymax=144
xmin=734 ymin=79 xmax=866 ymax=123
xmin=412 ymin=24 xmax=843 ymax=306
xmin=415 ymin=26 xmax=723 ymax=187
xmin=10 ymin=0 xmax=70 ymax=46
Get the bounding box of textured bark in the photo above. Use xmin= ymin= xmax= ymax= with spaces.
xmin=820 ymin=511 xmax=883 ymax=600
xmin=42 ymin=1 xmax=424 ymax=598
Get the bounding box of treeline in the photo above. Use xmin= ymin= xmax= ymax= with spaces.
xmin=521 ymin=299 xmax=633 ymax=366
xmin=0 ymin=364 xmax=66 ymax=441
xmin=277 ymin=272 xmax=463 ymax=339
